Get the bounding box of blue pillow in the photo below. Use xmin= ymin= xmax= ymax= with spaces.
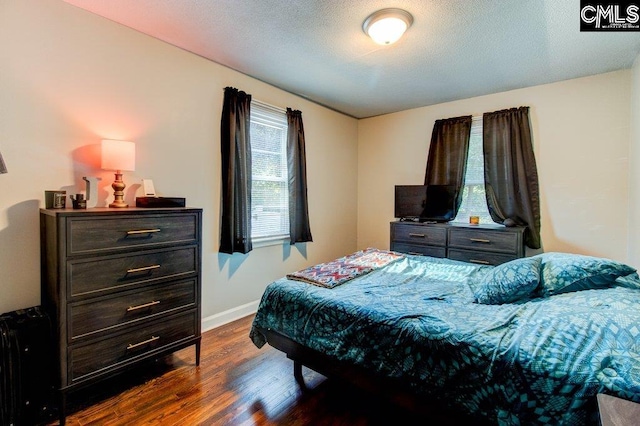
xmin=536 ymin=252 xmax=636 ymax=296
xmin=615 ymin=272 xmax=640 ymax=289
xmin=473 ymin=257 xmax=542 ymax=305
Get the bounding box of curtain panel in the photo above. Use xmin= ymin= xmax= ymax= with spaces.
xmin=483 ymin=107 xmax=541 ymax=249
xmin=424 ymin=115 xmax=472 ymax=217
xmin=219 ymin=87 xmax=253 ymax=254
xmin=286 ymin=108 xmax=313 ymax=244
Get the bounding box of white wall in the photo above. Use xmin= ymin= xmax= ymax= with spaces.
xmin=358 ymin=71 xmax=633 ymax=264
xmin=0 ymin=0 xmax=359 ymax=317
xmin=629 ymin=53 xmax=640 ymax=268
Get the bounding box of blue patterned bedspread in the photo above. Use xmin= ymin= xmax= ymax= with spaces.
xmin=250 ymin=255 xmax=640 ymax=425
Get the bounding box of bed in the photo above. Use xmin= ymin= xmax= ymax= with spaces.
xmin=250 ymin=249 xmax=640 ymax=425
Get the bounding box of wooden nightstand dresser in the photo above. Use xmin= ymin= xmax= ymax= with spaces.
xmin=390 ymin=221 xmax=525 ymax=266
xmin=40 ymin=207 xmax=202 ymax=424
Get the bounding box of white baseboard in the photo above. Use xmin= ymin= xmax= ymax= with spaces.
xmin=201 ymin=300 xmax=260 ymax=332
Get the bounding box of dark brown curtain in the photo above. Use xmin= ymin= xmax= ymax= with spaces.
xmin=424 ymin=115 xmax=472 ymax=216
xmin=219 ymin=87 xmax=253 ymax=254
xmin=286 ymin=108 xmax=313 ymax=244
xmin=483 ymin=107 xmax=541 ymax=249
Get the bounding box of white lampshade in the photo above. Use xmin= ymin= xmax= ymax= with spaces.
xmin=363 ymin=9 xmax=413 ymax=45
xmin=101 ymin=140 xmax=135 ymax=171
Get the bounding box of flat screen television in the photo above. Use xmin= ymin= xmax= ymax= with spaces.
xmin=394 ymin=184 xmax=457 ymax=222
xmin=394 ymin=185 xmax=427 ymax=220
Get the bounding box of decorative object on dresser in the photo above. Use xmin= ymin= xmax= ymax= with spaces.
xmin=44 ymin=190 xmax=67 ymax=209
xmin=40 ymin=207 xmax=202 ymax=425
xmin=136 ymin=196 xmax=186 ymax=208
xmin=390 ymin=221 xmax=525 ymax=265
xmin=101 ymin=139 xmax=136 ymax=208
xmin=82 ymin=176 xmax=102 ymax=208
xmin=69 ymin=193 xmax=86 ymax=209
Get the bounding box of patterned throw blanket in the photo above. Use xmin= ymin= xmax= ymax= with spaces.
xmin=286 ymin=248 xmax=404 ymax=288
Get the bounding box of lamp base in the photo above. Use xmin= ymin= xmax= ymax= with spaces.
xmin=109 ymin=200 xmax=129 ymax=208
xmin=109 ymin=171 xmax=129 ymax=208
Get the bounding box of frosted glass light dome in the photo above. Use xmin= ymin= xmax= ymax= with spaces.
xmin=363 ymin=9 xmax=413 ymax=45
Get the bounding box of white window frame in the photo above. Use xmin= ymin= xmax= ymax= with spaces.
xmin=249 ymin=100 xmax=290 ymax=247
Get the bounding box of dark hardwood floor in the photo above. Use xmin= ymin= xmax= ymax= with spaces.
xmin=51 ymin=315 xmax=476 ymax=425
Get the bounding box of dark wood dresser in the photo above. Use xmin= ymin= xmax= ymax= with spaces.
xmin=390 ymin=221 xmax=524 ymax=265
xmin=40 ymin=207 xmax=202 ymax=424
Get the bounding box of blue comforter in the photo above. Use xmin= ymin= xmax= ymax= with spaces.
xmin=250 ymin=255 xmax=640 ymax=425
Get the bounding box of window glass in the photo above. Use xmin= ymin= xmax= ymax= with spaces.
xmin=250 ymin=102 xmax=289 ymax=240
xmin=453 ymin=118 xmax=494 ymax=225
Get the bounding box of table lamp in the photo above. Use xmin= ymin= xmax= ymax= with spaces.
xmin=101 ymin=139 xmax=135 ymax=208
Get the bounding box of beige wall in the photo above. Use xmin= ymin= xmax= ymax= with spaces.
xmin=629 ymin=54 xmax=640 ymax=268
xmin=0 ymin=0 xmax=358 ymax=317
xmin=1 ymin=0 xmax=637 ymax=320
xmin=358 ymin=71 xmax=632 ymax=264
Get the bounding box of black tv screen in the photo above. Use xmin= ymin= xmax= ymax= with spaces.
xmin=422 ymin=185 xmax=457 ymax=222
xmin=394 ymin=184 xmax=457 ymax=222
xmin=394 ymin=185 xmax=428 ymax=220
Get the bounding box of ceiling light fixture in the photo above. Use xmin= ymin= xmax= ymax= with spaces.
xmin=363 ymin=8 xmax=413 ymax=45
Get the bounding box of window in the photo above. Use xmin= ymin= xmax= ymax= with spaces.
xmin=250 ymin=101 xmax=289 ymax=242
xmin=453 ymin=117 xmax=493 ymax=225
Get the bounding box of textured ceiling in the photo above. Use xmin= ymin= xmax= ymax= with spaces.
xmin=62 ymin=0 xmax=640 ymax=118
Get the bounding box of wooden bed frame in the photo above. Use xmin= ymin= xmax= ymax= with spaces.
xmin=255 ymin=326 xmax=489 ymax=424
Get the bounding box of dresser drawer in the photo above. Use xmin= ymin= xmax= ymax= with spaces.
xmin=391 ymin=242 xmax=446 ymax=258
xmin=69 ymin=310 xmax=197 ymax=383
xmin=67 ymin=213 xmax=198 ymax=255
xmin=391 ymin=223 xmax=447 ymax=246
xmin=69 ymin=246 xmax=197 ymax=298
xmin=69 ymin=278 xmax=197 ymax=340
xmin=448 ymin=228 xmax=519 ymax=254
xmin=448 ymin=248 xmax=517 ymax=266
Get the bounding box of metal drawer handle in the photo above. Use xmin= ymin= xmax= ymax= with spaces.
xmin=126 ymin=265 xmax=161 ymax=274
xmin=408 ymin=233 xmax=426 ymax=238
xmin=469 ymin=259 xmax=491 ymax=265
xmin=127 ymin=335 xmax=159 ymax=350
xmin=469 ymin=238 xmax=491 ymax=244
xmin=408 ymin=252 xmax=423 ymax=256
xmin=126 ymin=229 xmax=161 ymax=235
xmin=127 ymin=300 xmax=160 ymax=312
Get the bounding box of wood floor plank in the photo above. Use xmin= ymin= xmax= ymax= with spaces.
xmin=47 ymin=314 xmax=474 ymax=425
